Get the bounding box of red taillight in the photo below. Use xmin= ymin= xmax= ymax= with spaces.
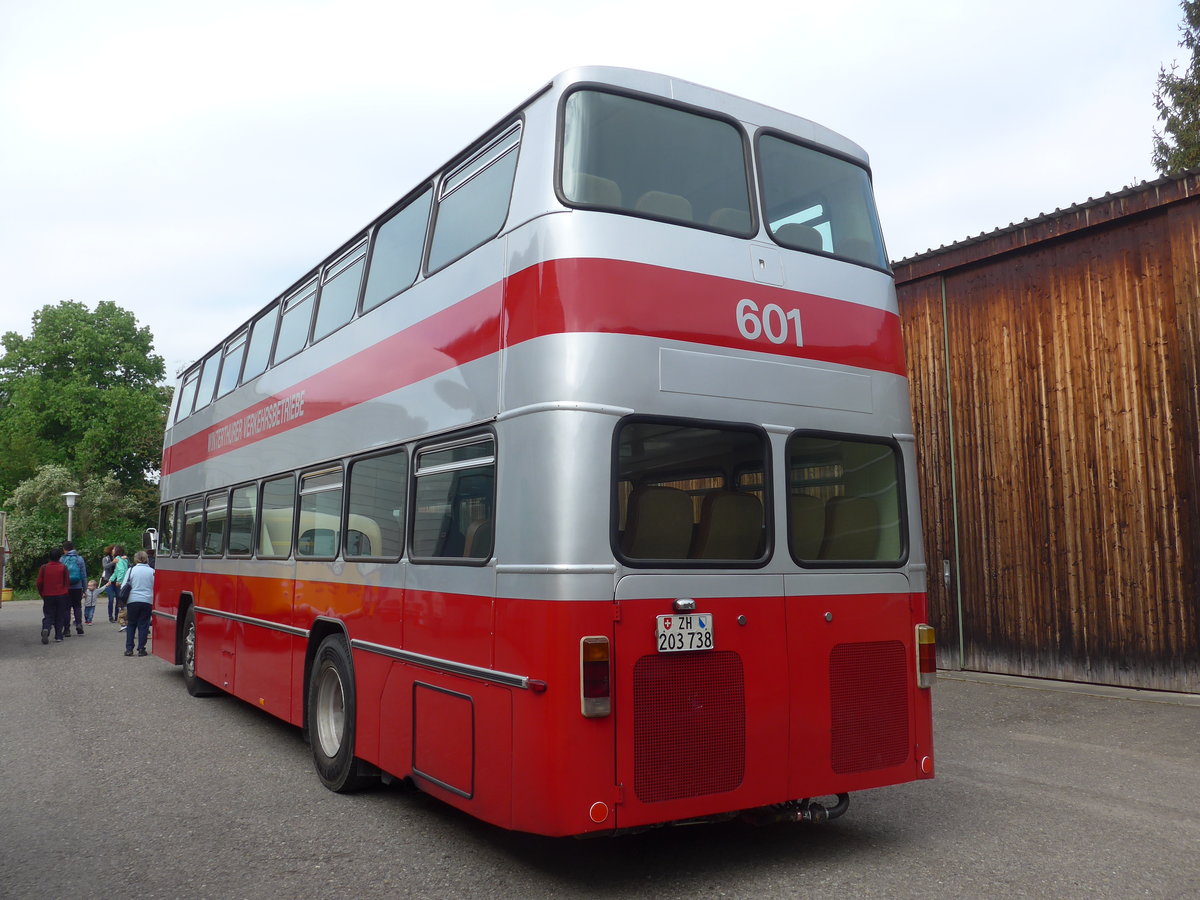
xmin=581 ymin=636 xmax=611 ymax=717
xmin=916 ymin=624 xmax=936 ymax=689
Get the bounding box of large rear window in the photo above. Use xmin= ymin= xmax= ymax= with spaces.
xmin=561 ymin=90 xmax=754 ymax=235
xmin=758 ymin=134 xmax=888 ymax=270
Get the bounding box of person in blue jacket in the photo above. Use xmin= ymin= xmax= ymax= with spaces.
xmin=121 ymin=551 xmax=155 ymax=657
xmin=61 ymin=540 xmax=88 ymax=636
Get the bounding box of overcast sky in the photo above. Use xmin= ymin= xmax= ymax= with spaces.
xmin=0 ymin=0 xmax=1184 ymax=379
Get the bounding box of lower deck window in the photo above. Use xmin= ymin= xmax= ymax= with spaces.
xmin=787 ymin=434 xmax=905 ymax=564
xmin=615 ymin=419 xmax=767 ymax=565
xmin=411 ymin=436 xmax=495 ymax=561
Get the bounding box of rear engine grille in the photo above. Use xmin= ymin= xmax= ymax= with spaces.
xmin=632 ymin=651 xmax=745 ymax=803
xmin=829 ymin=640 xmax=910 ymax=774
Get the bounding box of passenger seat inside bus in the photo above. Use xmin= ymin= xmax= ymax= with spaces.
xmin=572 ymin=173 xmax=623 ymax=207
xmin=708 ymin=207 xmax=753 ymax=233
xmin=635 ymin=191 xmax=693 ymax=223
xmin=463 ymin=517 xmax=493 ymax=559
xmin=789 ymin=493 xmax=826 ymax=559
xmin=690 ymin=491 xmax=763 ymax=559
xmin=773 ymin=224 xmax=824 ymax=252
xmin=820 ymin=496 xmax=880 ymax=560
xmin=621 ymin=485 xmax=693 ymax=559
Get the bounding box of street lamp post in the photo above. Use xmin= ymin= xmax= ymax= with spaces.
xmin=62 ymin=491 xmax=80 ymax=542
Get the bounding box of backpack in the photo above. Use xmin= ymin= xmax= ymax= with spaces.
xmin=63 ymin=552 xmax=85 ymax=586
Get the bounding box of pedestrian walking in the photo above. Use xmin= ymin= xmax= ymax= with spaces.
xmin=121 ymin=551 xmax=154 ymax=657
xmin=100 ymin=546 xmax=118 ymax=622
xmin=61 ymin=540 xmax=87 ymax=636
xmin=110 ymin=546 xmax=129 ymax=628
xmin=83 ymin=579 xmax=99 ymax=624
xmin=36 ymin=548 xmax=71 ymax=643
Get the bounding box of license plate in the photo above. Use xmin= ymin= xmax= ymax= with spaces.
xmin=655 ymin=614 xmax=715 ymax=652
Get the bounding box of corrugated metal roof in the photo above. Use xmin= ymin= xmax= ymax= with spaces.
xmin=892 ymin=166 xmax=1200 ymax=279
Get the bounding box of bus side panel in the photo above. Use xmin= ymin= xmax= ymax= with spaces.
xmin=403 ymin=588 xmax=494 ymax=670
xmin=374 ymin=663 xmax=514 ymax=829
xmin=787 ymin=591 xmax=931 ymax=797
xmin=233 ymin=570 xmax=297 ymax=722
xmin=151 ymin=565 xmax=186 ymax=665
xmin=496 ymin=597 xmax=619 ymax=837
xmin=195 ymin=567 xmax=237 ymax=693
xmin=347 ymin=580 xmax=407 ymax=764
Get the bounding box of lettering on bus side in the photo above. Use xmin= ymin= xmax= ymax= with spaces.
xmin=207 ymin=390 xmax=307 ymax=453
xmin=735 ymin=298 xmax=803 ymax=347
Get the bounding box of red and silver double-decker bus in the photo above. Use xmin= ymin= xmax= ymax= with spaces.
xmin=152 ymin=66 xmax=935 ymax=837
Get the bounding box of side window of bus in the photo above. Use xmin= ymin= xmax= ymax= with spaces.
xmin=228 ymin=484 xmax=257 ymax=557
xmin=240 ymin=302 xmax=278 ymax=386
xmin=361 ymin=187 xmax=432 ymax=313
xmin=298 ymin=467 xmax=343 ymax=559
xmin=786 ymin=433 xmax=905 ymax=565
xmin=427 ymin=125 xmax=521 ymax=273
xmin=181 ymin=497 xmax=204 ymax=556
xmin=346 ymin=450 xmax=407 ymax=560
xmin=193 ymin=349 xmax=221 ymax=415
xmin=157 ymin=502 xmax=177 ymax=556
xmin=411 ymin=436 xmax=494 ymax=562
xmin=175 ymin=368 xmax=200 ymax=423
xmin=615 ymin=419 xmax=767 ymax=564
xmin=312 ymin=240 xmax=367 ymax=343
xmin=273 ymin=280 xmax=317 ymax=366
xmin=560 ymin=90 xmax=753 ymax=236
xmin=216 ymin=329 xmax=248 ymax=399
xmin=202 ymin=491 xmax=228 ymax=557
xmin=758 ymin=134 xmax=888 ymax=270
xmin=259 ymin=474 xmax=296 ymax=559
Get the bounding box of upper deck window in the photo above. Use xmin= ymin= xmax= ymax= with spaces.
xmin=175 ymin=368 xmax=199 ymax=423
xmin=273 ymin=280 xmax=317 ymax=366
xmin=240 ymin=302 xmax=277 ymax=386
xmin=312 ymin=241 xmax=367 ymax=343
xmin=216 ymin=329 xmax=248 ymax=399
xmin=758 ymin=135 xmax=888 ymax=270
xmin=362 ymin=188 xmax=432 ymax=313
xmin=560 ymin=90 xmax=753 ymax=235
xmin=427 ymin=126 xmax=521 ymax=273
xmin=193 ymin=349 xmax=221 ymax=414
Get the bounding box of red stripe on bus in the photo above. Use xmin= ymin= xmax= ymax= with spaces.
xmin=162 ymin=258 xmax=904 ymax=475
xmin=163 ymin=283 xmax=503 ymax=474
xmin=503 ymin=259 xmax=907 ymax=377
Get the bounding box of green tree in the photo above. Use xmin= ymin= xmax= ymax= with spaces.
xmin=0 ymin=300 xmax=171 ymax=498
xmin=1154 ymin=0 xmax=1200 ymax=174
xmin=3 ymin=464 xmax=150 ymax=588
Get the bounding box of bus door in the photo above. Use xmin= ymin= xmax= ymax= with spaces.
xmin=611 ymin=573 xmax=788 ymax=828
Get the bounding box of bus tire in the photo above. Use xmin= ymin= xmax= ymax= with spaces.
xmin=182 ymin=605 xmax=220 ymax=697
xmin=309 ymin=634 xmax=370 ymax=793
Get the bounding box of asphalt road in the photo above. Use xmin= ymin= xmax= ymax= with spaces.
xmin=2 ymin=597 xmax=1198 ymax=900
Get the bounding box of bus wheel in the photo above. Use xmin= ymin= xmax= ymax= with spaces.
xmin=309 ymin=634 xmax=370 ymax=793
xmin=182 ymin=606 xmax=219 ymax=697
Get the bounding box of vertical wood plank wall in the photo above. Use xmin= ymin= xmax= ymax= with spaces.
xmin=895 ymin=176 xmax=1200 ymax=692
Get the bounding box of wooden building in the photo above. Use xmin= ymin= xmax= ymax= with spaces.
xmin=894 ymin=171 xmax=1200 ymax=693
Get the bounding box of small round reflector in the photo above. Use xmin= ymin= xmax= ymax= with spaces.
xmin=920 ymin=755 xmax=934 ymax=775
xmin=589 ymin=802 xmax=609 ymax=823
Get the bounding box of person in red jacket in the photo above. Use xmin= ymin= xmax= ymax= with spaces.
xmin=36 ymin=547 xmax=71 ymax=643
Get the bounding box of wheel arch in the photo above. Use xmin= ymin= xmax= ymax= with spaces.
xmin=302 ymin=616 xmax=351 ymax=744
xmin=173 ymin=592 xmax=196 ymax=666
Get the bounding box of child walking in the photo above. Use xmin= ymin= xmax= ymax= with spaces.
xmin=83 ymin=579 xmax=99 ymax=625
